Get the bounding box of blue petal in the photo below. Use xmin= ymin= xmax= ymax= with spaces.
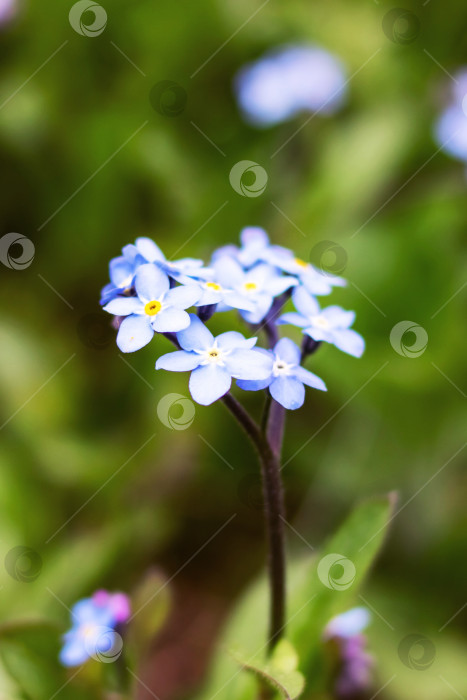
xmin=240 ymin=293 xmax=273 ymax=324
xmin=165 ymin=284 xmax=202 ymax=309
xmin=109 ymin=257 xmax=134 ymax=287
xmin=135 ymin=237 xmax=166 ymax=262
xmin=295 ymin=366 xmax=327 ymax=391
xmin=274 ymin=337 xmax=301 ymax=364
xmin=225 ymin=348 xmax=273 ymax=380
xmin=237 ymin=377 xmax=272 ymax=391
xmin=117 ymin=315 xmax=154 ymax=353
xmin=277 ymin=312 xmax=309 ymax=328
xmin=156 ymin=350 xmax=201 ymax=372
xmin=269 ymin=376 xmax=305 ymax=410
xmin=216 ymin=331 xmax=257 ymax=350
xmin=240 ymin=226 xmax=269 ymax=248
xmin=189 ymin=365 xmax=231 ymax=405
xmin=135 ymin=264 xmax=170 ymax=302
xmin=292 ymin=286 xmax=320 ymax=317
xmin=59 ymin=634 xmax=89 ymax=667
xmin=213 ymin=256 xmax=245 ymax=287
xmin=324 ymin=607 xmax=371 ymax=640
xmin=264 ymin=275 xmax=297 ymax=296
xmin=152 ymin=308 xmax=191 ymax=333
xmin=322 ymin=305 xmax=355 ymax=328
xmin=177 ymin=314 xmax=214 ymax=351
xmin=103 ymin=297 xmax=143 ymax=316
xmin=221 ymin=290 xmax=255 ymax=312
xmin=331 ymin=329 xmax=365 ymax=357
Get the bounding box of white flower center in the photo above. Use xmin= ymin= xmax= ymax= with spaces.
xmin=198 ymin=342 xmax=229 ymax=366
xmin=273 ymin=357 xmax=294 ymax=377
xmin=311 ymin=315 xmax=329 ymax=329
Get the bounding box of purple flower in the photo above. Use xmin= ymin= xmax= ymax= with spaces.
xmin=60 ymin=591 xmax=131 ymax=667
xmin=278 ymin=287 xmax=365 ymax=358
xmin=234 ymin=44 xmax=347 ymax=128
xmin=237 ymin=338 xmax=326 ymax=409
xmin=155 ymin=314 xmax=273 ymax=405
xmin=104 ymin=264 xmax=201 ymax=352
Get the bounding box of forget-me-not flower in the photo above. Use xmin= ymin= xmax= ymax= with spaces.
xmin=104 ymin=264 xmax=201 ymax=352
xmin=234 ymin=44 xmax=347 ymax=128
xmin=213 ymin=257 xmax=297 ymax=324
xmin=237 ymin=338 xmax=326 ymax=409
xmin=267 ymin=248 xmax=346 ymax=296
xmin=156 ymin=314 xmax=273 ymax=405
xmin=278 ymin=287 xmax=364 ymax=357
xmin=130 ymin=237 xmax=209 ymax=284
xmin=60 ymin=590 xmax=131 ymax=667
xmin=100 ymin=245 xmax=146 ymax=306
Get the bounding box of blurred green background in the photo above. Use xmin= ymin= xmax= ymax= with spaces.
xmin=0 ymin=0 xmax=466 ymax=698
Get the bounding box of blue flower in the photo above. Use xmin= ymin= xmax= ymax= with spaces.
xmin=60 ymin=591 xmax=131 ymax=667
xmin=267 ymin=248 xmax=346 ymax=296
xmin=234 ymin=44 xmax=347 ymax=128
xmin=324 ymin=607 xmax=370 ymax=640
xmin=278 ymin=287 xmax=365 ymax=358
xmin=131 ymin=237 xmax=210 ymax=284
xmin=104 ymin=264 xmax=201 ymax=352
xmin=155 ymin=314 xmax=273 ymax=405
xmin=212 ymin=227 xmax=289 ymax=270
xmin=237 ymin=337 xmax=326 ymax=410
xmin=99 ymin=245 xmax=146 ymax=306
xmin=213 ymin=257 xmax=297 ymax=324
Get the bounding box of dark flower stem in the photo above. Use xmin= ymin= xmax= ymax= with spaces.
xmin=222 ymin=393 xmax=286 ymax=653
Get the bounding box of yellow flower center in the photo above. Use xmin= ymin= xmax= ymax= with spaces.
xmin=294 ymin=257 xmax=308 ymax=268
xmin=206 ymin=282 xmax=221 ymax=291
xmin=208 ymin=350 xmax=219 ymax=358
xmin=144 ymin=300 xmax=162 ymax=316
xmin=244 ymin=282 xmax=257 ymax=291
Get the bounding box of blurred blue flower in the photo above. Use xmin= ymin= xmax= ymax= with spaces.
xmin=156 ymin=314 xmax=273 ymax=405
xmin=278 ymin=287 xmax=364 ymax=357
xmin=234 ymin=45 xmax=347 ymax=127
xmin=435 ymin=69 xmax=467 ymax=162
xmin=60 ymin=591 xmax=130 ymax=667
xmin=104 ymin=264 xmax=201 ymax=352
xmin=237 ymin=337 xmax=326 ymax=410
xmin=0 ymin=0 xmax=17 ymax=26
xmin=213 ymin=257 xmax=296 ymax=324
xmin=99 ymin=245 xmax=146 ymax=306
xmin=324 ymin=607 xmax=373 ymax=699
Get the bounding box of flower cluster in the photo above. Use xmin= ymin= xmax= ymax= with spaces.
xmin=60 ymin=590 xmax=131 ymax=667
xmin=324 ymin=607 xmax=373 ymax=698
xmin=234 ymin=45 xmax=347 ymax=127
xmin=101 ymin=227 xmax=364 ymax=408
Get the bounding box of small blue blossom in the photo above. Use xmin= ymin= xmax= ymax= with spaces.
xmin=278 ymin=287 xmax=364 ymax=358
xmin=213 ymin=257 xmax=297 ymax=324
xmin=234 ymin=44 xmax=347 ymax=128
xmin=267 ymin=249 xmax=346 ymax=296
xmin=131 ymin=237 xmax=210 ymax=284
xmin=104 ymin=264 xmax=201 ymax=352
xmin=324 ymin=607 xmax=370 ymax=640
xmin=60 ymin=591 xmax=131 ymax=667
xmin=324 ymin=608 xmax=373 ymax=699
xmin=212 ymin=227 xmax=288 ymax=270
xmin=237 ymin=337 xmax=326 ymax=410
xmin=155 ymin=314 xmax=273 ymax=405
xmin=100 ymin=245 xmax=146 ymax=306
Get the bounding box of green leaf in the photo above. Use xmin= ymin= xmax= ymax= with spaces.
xmin=199 ymin=494 xmax=395 ymax=700
xmin=230 ymin=640 xmax=305 ymax=700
